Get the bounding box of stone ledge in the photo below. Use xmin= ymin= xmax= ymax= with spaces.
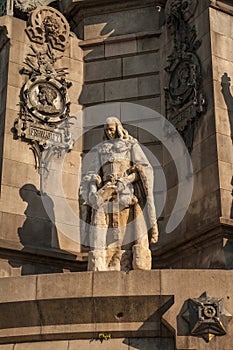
xmin=60 ymin=0 xmax=166 ymax=17
xmin=79 ymin=31 xmax=161 ymax=47
xmin=1 ymin=269 xmax=233 ymax=349
xmin=0 ymin=239 xmax=88 ymax=271
xmin=151 ymin=217 xmax=233 ymax=268
xmin=211 ymin=1 xmax=233 ymax=15
xmin=0 ymin=295 xmax=174 ymax=343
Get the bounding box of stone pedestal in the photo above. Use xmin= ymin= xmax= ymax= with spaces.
xmin=0 ymin=270 xmax=233 ymax=350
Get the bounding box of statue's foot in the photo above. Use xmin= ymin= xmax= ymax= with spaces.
xmin=132 ymin=244 xmax=152 ymax=270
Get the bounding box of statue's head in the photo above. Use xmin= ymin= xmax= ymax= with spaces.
xmin=104 ymin=116 xmax=130 ymax=140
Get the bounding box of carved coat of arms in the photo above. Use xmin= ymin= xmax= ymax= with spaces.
xmin=13 ymin=6 xmax=73 ymax=172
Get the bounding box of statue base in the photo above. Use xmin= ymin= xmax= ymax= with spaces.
xmin=88 ymin=245 xmax=152 ymax=271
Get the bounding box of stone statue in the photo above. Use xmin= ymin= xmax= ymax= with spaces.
xmin=80 ymin=117 xmax=159 ymax=271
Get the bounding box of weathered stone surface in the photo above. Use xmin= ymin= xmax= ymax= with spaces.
xmin=0 ymin=212 xmax=25 ymax=241
xmin=138 ymin=75 xmax=160 ymax=97
xmin=0 ymin=275 xmax=37 ymax=303
xmin=37 ymin=272 xmax=93 ymax=299
xmin=217 ymin=132 xmax=233 ymax=164
xmin=220 ymin=188 xmax=232 ymax=218
xmin=190 ymin=133 xmax=218 ymax=173
xmin=69 ymin=35 xmax=83 ymax=61
xmin=133 ymin=97 xmax=161 ymax=112
xmin=0 ymin=16 xmax=27 ymax=43
xmin=120 ymin=101 xmax=160 ymax=122
xmin=83 ymin=102 xmax=121 ymax=127
xmin=83 ymin=44 xmax=105 ymax=61
xmin=137 ymin=35 xmax=160 ymax=53
xmin=123 ymin=52 xmax=160 ymax=77
xmin=105 ymin=39 xmax=137 ymax=57
xmin=15 ymin=342 xmax=69 ymax=350
xmin=219 ymin=160 xmax=233 ymax=192
xmin=83 ymin=7 xmax=160 ymax=40
xmin=69 ymin=339 xmax=129 ymax=350
xmin=1 ymin=159 xmax=39 ymax=189
xmin=7 ymin=62 xmax=26 ymax=89
xmin=58 ymin=57 xmax=83 ymax=84
xmin=129 ymin=338 xmax=174 ymax=350
xmin=9 ymin=39 xmax=30 ymax=65
xmin=6 ymin=85 xmax=20 ymax=111
xmin=105 ymin=78 xmax=137 ymax=101
xmin=85 ymin=58 xmax=121 ymax=82
xmin=2 ymin=270 xmax=233 ymax=348
xmin=212 ymin=31 xmax=233 ymax=63
xmin=210 ymin=6 xmax=233 ymax=38
xmin=79 ymin=82 xmax=105 ymax=105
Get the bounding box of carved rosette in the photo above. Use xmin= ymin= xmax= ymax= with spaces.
xmin=13 ymin=6 xmax=74 ymax=173
xmin=164 ymin=0 xmax=206 ymax=151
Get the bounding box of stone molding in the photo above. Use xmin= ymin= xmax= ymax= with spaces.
xmin=0 ymin=271 xmax=174 ymax=343
xmin=151 ymin=218 xmax=233 ymax=268
xmin=60 ymin=0 xmax=167 ymax=17
xmin=210 ymin=1 xmax=233 ymax=15
xmin=1 ymin=270 xmax=233 ymax=349
xmin=0 ymin=238 xmax=88 ymax=271
xmin=79 ymin=30 xmax=161 ymax=47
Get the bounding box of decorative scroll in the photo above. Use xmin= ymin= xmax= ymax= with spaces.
xmin=164 ymin=0 xmax=206 ymax=151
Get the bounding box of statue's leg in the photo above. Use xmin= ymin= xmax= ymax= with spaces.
xmin=132 ymin=203 xmax=152 ymax=270
xmin=88 ymin=206 xmax=108 ymax=271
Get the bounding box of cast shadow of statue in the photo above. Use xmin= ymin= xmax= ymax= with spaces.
xmin=221 ymin=73 xmax=233 ymax=220
xmin=9 ymin=184 xmax=63 ymax=275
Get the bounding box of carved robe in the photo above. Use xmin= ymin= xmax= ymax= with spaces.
xmin=80 ymin=137 xmax=158 ymax=270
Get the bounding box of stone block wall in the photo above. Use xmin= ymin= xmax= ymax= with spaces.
xmin=0 ymin=15 xmax=85 ymax=276
xmin=210 ymin=5 xmax=233 ymax=221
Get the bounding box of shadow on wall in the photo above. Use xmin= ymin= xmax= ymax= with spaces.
xmin=9 ymin=184 xmax=63 ymax=275
xmin=221 ymin=73 xmax=233 ymax=220
xmin=221 ymin=73 xmax=233 ymax=142
xmin=0 ymin=26 xmax=10 ymax=193
xmin=122 ymin=296 xmax=175 ymax=350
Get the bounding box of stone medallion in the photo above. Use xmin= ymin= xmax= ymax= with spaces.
xmin=23 ymin=79 xmax=68 ymax=123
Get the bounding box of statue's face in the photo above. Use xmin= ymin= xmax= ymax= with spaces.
xmin=105 ymin=122 xmax=117 ymax=139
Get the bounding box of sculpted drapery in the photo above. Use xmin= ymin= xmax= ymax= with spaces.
xmin=80 ymin=117 xmax=158 ymax=271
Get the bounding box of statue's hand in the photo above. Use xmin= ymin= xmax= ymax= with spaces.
xmin=149 ymin=225 xmax=159 ymax=244
xmin=88 ymin=192 xmax=102 ymax=208
xmin=98 ymin=183 xmax=117 ymax=202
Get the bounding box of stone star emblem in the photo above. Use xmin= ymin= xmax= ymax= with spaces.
xmin=182 ymin=292 xmax=232 ymax=343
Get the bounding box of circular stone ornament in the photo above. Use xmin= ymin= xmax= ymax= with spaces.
xmin=23 ymin=79 xmax=69 ymax=123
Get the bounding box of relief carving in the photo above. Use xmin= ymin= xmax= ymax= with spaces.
xmin=26 ymin=6 xmax=70 ymax=51
xmin=13 ymin=6 xmax=73 ymax=173
xmin=164 ymin=0 xmax=206 ymax=151
xmin=182 ymin=292 xmax=232 ymax=343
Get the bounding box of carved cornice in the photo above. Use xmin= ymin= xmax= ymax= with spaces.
xmin=210 ymin=0 xmax=233 ymax=15
xmin=59 ymin=0 xmax=167 ymax=18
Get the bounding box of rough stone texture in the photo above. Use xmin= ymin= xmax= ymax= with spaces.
xmin=0 ymin=14 xmax=84 ymax=276
xmin=1 ymin=270 xmax=233 ymax=349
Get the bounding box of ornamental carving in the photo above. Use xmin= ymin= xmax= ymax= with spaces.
xmin=14 ymin=0 xmax=54 ymax=14
xmin=26 ymin=6 xmax=70 ymax=51
xmin=164 ymin=0 xmax=206 ymax=152
xmin=13 ymin=6 xmax=73 ymax=173
xmin=182 ymin=292 xmax=232 ymax=343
